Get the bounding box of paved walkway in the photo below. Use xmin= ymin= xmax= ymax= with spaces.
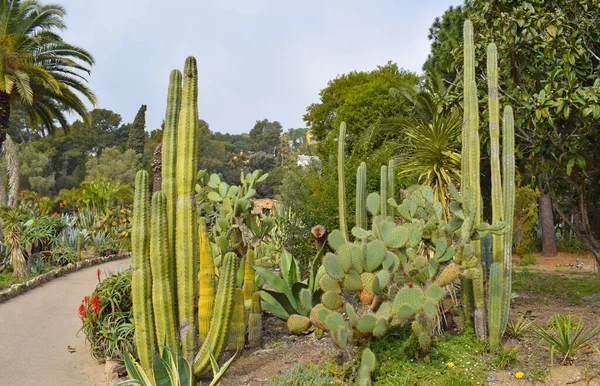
xmin=0 ymin=259 xmax=131 ymax=386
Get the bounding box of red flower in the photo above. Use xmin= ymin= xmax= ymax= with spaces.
xmin=53 ymin=212 xmax=58 ymax=217
xmin=78 ymin=303 xmax=87 ymax=319
xmin=408 ymin=283 xmax=413 ymax=288
xmin=59 ymin=202 xmax=64 ymax=209
xmin=20 ymin=192 xmax=25 ymax=197
xmin=91 ymin=295 xmax=101 ymax=313
xmin=96 ymin=269 xmax=101 ymax=282
xmin=37 ymin=195 xmax=41 ymax=200
xmin=83 ymin=296 xmax=90 ymax=303
xmin=40 ymin=206 xmax=44 ymax=212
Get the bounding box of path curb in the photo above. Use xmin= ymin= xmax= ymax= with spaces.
xmin=0 ymin=253 xmax=131 ymax=304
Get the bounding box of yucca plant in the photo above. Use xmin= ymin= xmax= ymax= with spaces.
xmin=535 ymin=314 xmax=600 ymax=365
xmin=505 ymin=311 xmax=535 ymax=340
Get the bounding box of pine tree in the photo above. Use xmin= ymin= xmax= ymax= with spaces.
xmin=128 ymin=104 xmax=147 ymax=154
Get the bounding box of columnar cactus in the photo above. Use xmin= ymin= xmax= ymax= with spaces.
xmin=247 ymin=292 xmax=262 ymax=348
xmin=161 ymin=69 xmax=181 ymax=292
xmin=242 ymin=248 xmax=256 ymax=302
xmin=356 ymin=162 xmax=367 ymax=230
xmin=176 ymin=57 xmax=200 ymax=361
xmin=150 ymin=191 xmax=177 ymax=353
xmin=338 ymin=122 xmax=348 ymax=241
xmin=193 ymin=252 xmax=237 ymax=376
xmin=501 ymin=106 xmax=515 ymax=336
xmin=380 ymin=165 xmax=388 ymax=219
xmin=131 ymin=170 xmax=155 ymax=374
xmin=198 ymin=217 xmax=215 ymax=341
xmin=387 ymin=160 xmax=395 ymax=218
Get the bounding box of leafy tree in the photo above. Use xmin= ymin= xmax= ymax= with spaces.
xmin=303 ymin=62 xmax=419 ymax=155
xmin=0 ymin=0 xmax=96 ymax=145
xmin=249 ymin=119 xmax=282 ymax=155
xmin=17 ymin=142 xmax=55 ymax=196
xmin=429 ymin=0 xmax=600 ymax=272
xmin=85 ymin=147 xmax=141 ymax=186
xmin=127 ymin=104 xmax=147 ymax=154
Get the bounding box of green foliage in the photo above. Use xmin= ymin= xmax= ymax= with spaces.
xmin=85 ymin=146 xmax=142 ymax=187
xmin=535 ymin=314 xmax=600 ymax=365
xmin=127 ymin=104 xmax=147 ymax=154
xmin=59 ymin=177 xmax=133 ymax=212
xmin=490 ymin=347 xmax=520 ymax=370
xmin=369 ymin=324 xmax=488 ymax=386
xmin=47 ymin=244 xmax=77 ymax=266
xmin=518 ymin=255 xmax=537 ymax=267
xmin=513 ymin=184 xmax=539 ymax=255
xmin=249 ymin=119 xmax=283 ymax=154
xmin=271 ymin=203 xmax=315 ymax=276
xmin=78 ymin=269 xmax=134 ymax=362
xmin=505 ymin=311 xmax=536 ymax=340
xmin=513 ymin=270 xmax=600 ymax=305
xmin=17 ymin=143 xmax=55 ymax=196
xmin=268 ymin=362 xmax=337 ymax=386
xmin=115 ymin=345 xmax=192 ymax=386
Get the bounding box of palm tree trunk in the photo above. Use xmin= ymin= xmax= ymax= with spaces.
xmin=0 ymin=91 xmax=10 ymax=148
xmin=539 ymin=182 xmax=557 ymax=256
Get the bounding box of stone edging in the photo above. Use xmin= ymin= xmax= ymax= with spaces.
xmin=0 ymin=253 xmax=131 ymax=304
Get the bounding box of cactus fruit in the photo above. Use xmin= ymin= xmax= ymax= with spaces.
xmin=356 ymin=162 xmax=367 ymax=229
xmin=149 ymin=191 xmax=177 ymax=354
xmin=132 ymin=170 xmax=155 ymax=374
xmin=193 ymin=252 xmax=237 ymax=376
xmin=287 ymin=314 xmax=311 ymax=334
xmin=198 ymin=217 xmax=215 ymax=341
xmin=322 ymin=291 xmax=344 ymax=310
xmin=338 ymin=122 xmax=348 ymax=241
xmin=247 ymin=292 xmax=262 ymax=348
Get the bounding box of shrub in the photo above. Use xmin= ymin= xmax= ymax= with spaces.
xmin=513 ymin=183 xmax=539 ymax=255
xmin=78 ymin=269 xmax=134 ymax=362
xmin=47 ymin=244 xmax=77 ymax=266
xmin=518 ymin=255 xmax=537 ymax=266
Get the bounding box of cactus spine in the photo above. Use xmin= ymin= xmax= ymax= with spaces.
xmin=501 ymin=106 xmax=515 ymax=335
xmin=338 ymin=122 xmax=348 ymax=241
xmin=176 ymin=57 xmax=200 ymax=361
xmin=356 ymin=162 xmax=367 ymax=229
xmin=132 ymin=170 xmax=155 ymax=374
xmin=198 ymin=217 xmax=215 ymax=341
xmin=150 ymin=191 xmax=177 ymax=354
xmin=380 ymin=165 xmax=388 ymax=219
xmin=161 ymin=69 xmax=182 ymax=293
xmin=193 ymin=252 xmax=237 ymax=376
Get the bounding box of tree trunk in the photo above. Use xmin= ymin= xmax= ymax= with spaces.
xmin=152 ymin=142 xmax=162 ymax=192
xmin=539 ymin=182 xmax=557 ymax=256
xmin=0 ymin=91 xmax=10 ymax=148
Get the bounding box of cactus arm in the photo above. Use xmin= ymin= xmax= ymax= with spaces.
xmin=387 ymin=160 xmax=395 ymax=218
xmin=242 ymin=248 xmax=256 ymax=302
xmin=247 ymin=292 xmax=262 ymax=348
xmin=380 ymin=165 xmax=388 ymax=219
xmin=356 ymin=162 xmax=367 ymax=229
xmin=198 ymin=217 xmax=216 ymax=342
xmin=161 ymin=69 xmax=182 ymax=292
xmin=150 ymin=191 xmax=178 ymax=354
xmin=193 ymin=253 xmax=237 ymax=376
xmin=227 ymin=288 xmax=246 ymax=352
xmin=132 ymin=170 xmax=155 ymax=374
xmin=500 ymin=106 xmax=515 ymax=335
xmin=338 ymin=122 xmax=348 ymax=241
xmin=176 ymin=57 xmax=200 ymax=361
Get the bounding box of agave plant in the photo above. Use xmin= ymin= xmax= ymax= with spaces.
xmin=536 ymin=314 xmax=600 ymax=365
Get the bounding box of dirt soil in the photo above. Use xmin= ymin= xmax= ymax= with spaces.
xmin=514 ymin=252 xmax=598 ymax=273
xmin=218 ymin=316 xmax=339 ymax=386
xmin=0 ymin=258 xmax=131 ymax=386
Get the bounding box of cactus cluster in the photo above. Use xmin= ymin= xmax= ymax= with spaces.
xmin=131 ymin=57 xmax=257 ymax=380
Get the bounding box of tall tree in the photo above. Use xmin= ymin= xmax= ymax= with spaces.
xmin=0 ymin=0 xmax=96 ymax=145
xmin=249 ymin=119 xmax=282 ymax=155
xmin=127 ymin=104 xmax=147 ymax=154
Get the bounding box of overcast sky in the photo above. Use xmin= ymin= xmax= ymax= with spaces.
xmin=59 ymin=0 xmax=461 ymax=134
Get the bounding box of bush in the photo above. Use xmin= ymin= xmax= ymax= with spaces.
xmin=513 ymin=183 xmax=539 ymax=255
xmin=78 ymin=269 xmax=134 ymax=362
xmin=47 ymin=244 xmax=78 ymax=266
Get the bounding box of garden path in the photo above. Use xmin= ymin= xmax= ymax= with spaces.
xmin=0 ymin=259 xmax=131 ymax=386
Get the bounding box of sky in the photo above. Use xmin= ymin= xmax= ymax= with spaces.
xmin=59 ymin=0 xmax=461 ymax=134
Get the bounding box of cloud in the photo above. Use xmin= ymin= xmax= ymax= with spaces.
xmin=59 ymin=0 xmax=461 ymax=134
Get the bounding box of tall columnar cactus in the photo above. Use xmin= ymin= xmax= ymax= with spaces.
xmin=150 ymin=191 xmax=177 ymax=353
xmin=500 ymin=106 xmax=515 ymax=335
xmin=198 ymin=217 xmax=215 ymax=341
xmin=228 ymin=288 xmax=246 ymax=352
xmin=338 ymin=122 xmax=348 ymax=241
xmin=132 ymin=170 xmax=155 ymax=374
xmin=176 ymin=57 xmax=200 ymax=361
xmin=380 ymin=165 xmax=388 ymax=219
xmin=462 ymin=20 xmax=486 ymax=340
xmin=387 ymin=160 xmax=395 ymax=218
xmin=193 ymin=252 xmax=237 ymax=376
xmin=161 ymin=69 xmax=182 ymax=291
xmin=242 ymin=248 xmax=256 ymax=302
xmin=247 ymin=292 xmax=262 ymax=348
xmin=356 ymin=162 xmax=367 ymax=229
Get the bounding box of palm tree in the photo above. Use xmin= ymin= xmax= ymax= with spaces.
xmin=0 ymin=0 xmax=96 ymax=145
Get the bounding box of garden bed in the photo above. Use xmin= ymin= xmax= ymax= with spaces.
xmin=0 ymin=252 xmax=130 ymax=304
